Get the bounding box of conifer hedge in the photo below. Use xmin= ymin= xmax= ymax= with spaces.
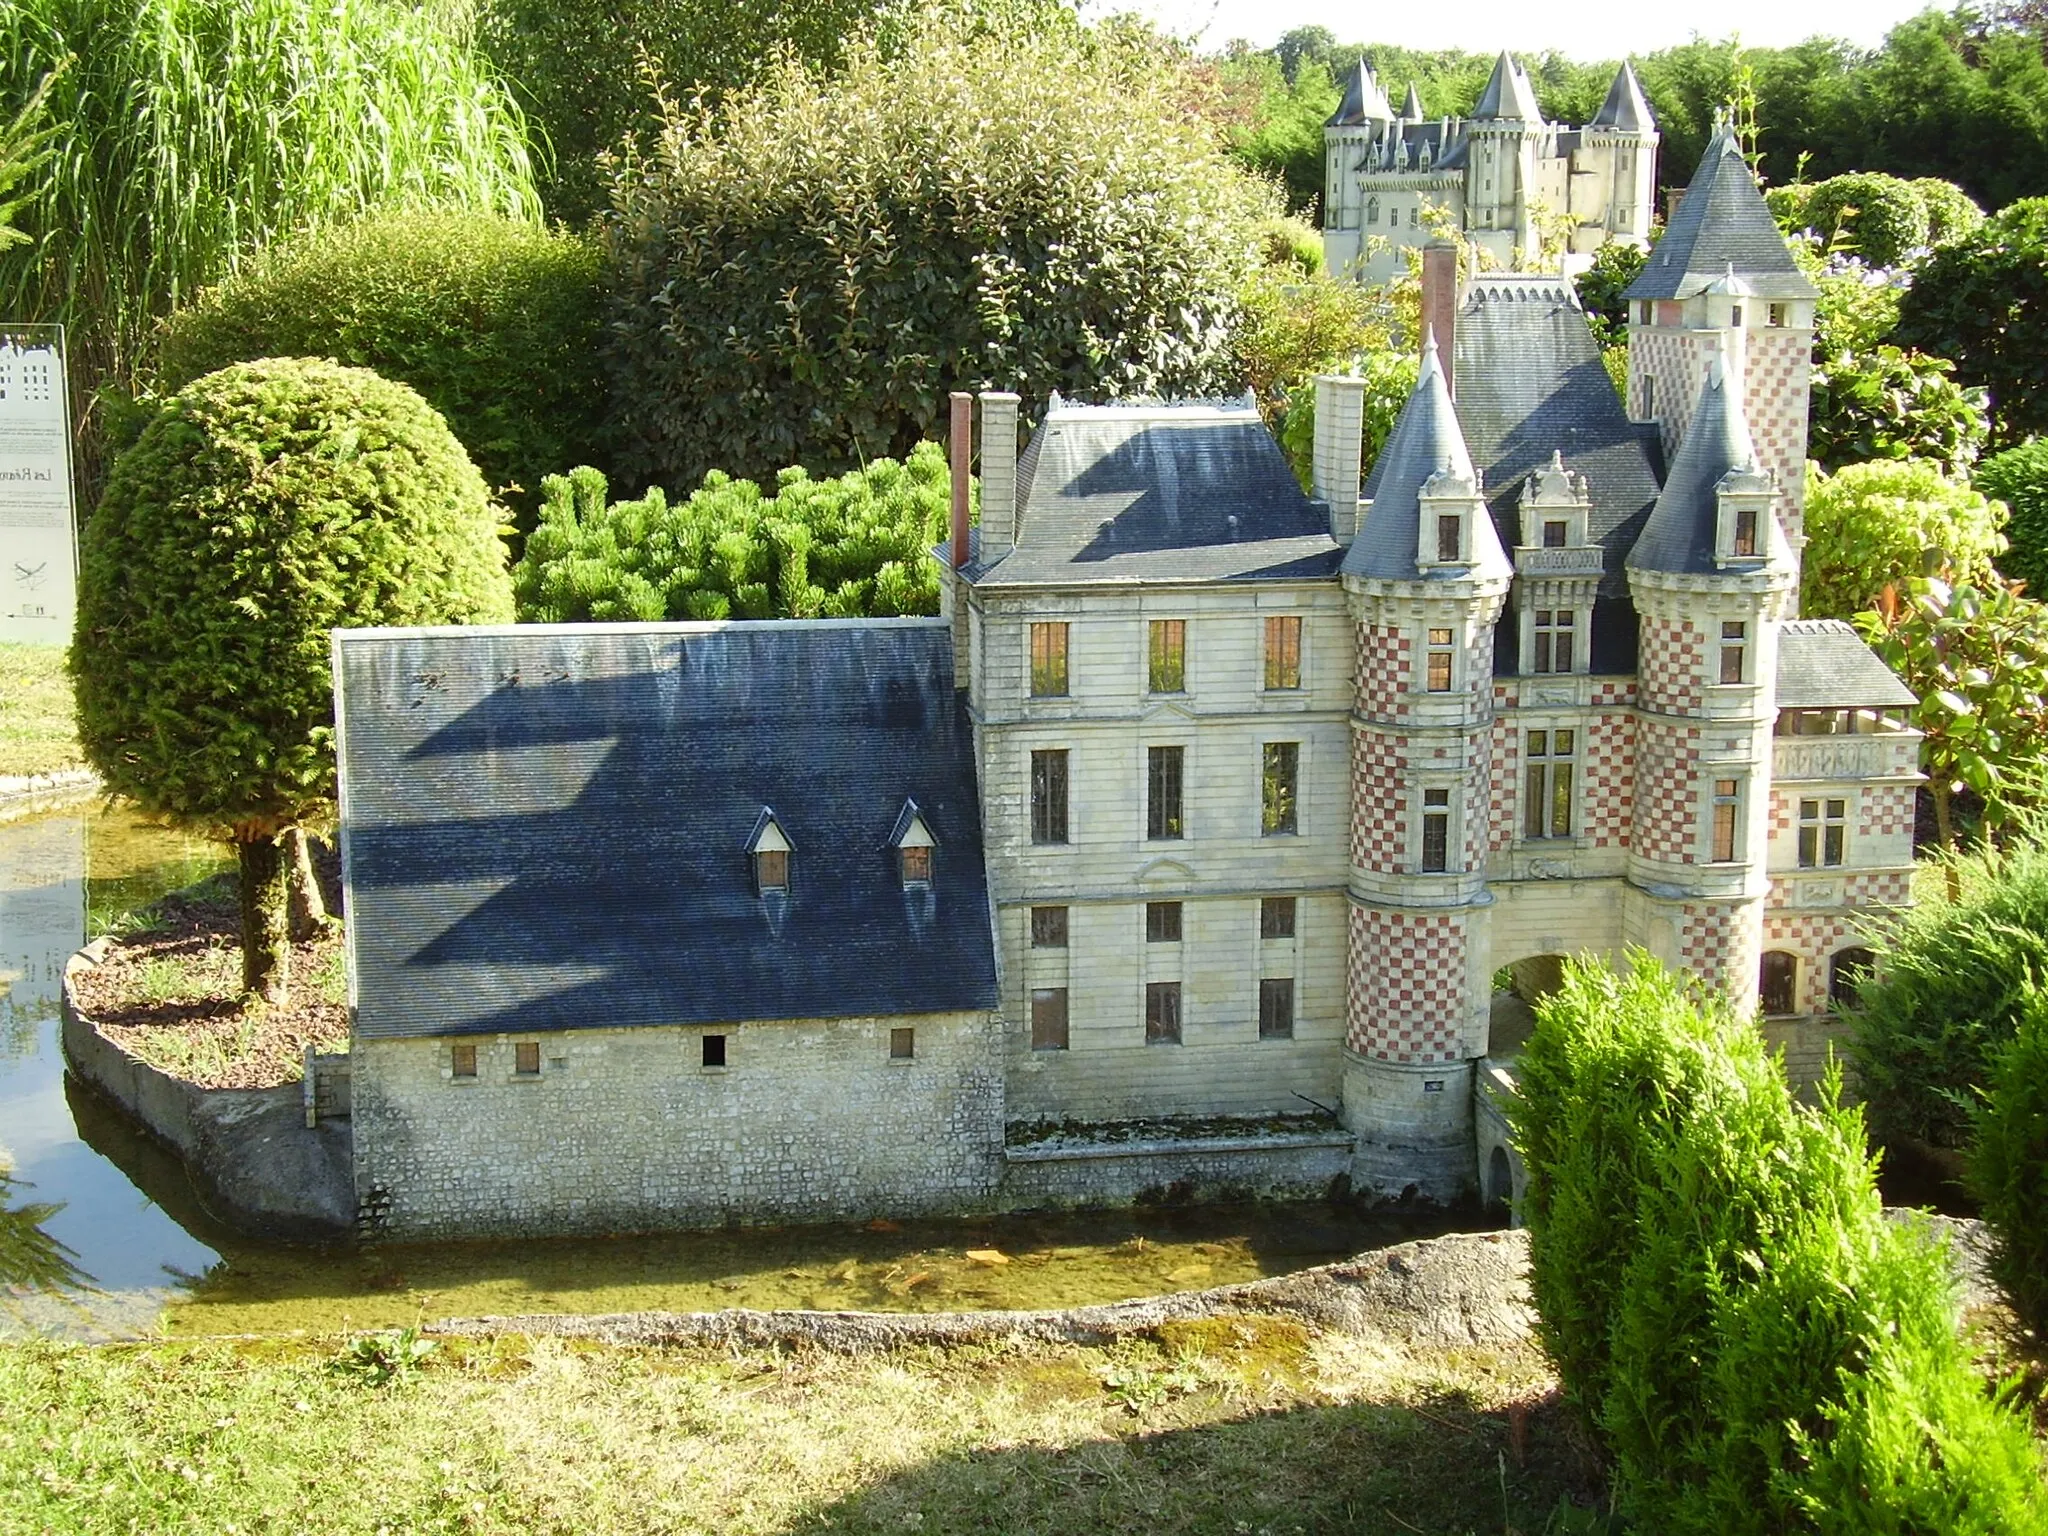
xmin=1509 ymin=954 xmax=2048 ymax=1533
xmin=1969 ymin=990 xmax=2048 ymax=1343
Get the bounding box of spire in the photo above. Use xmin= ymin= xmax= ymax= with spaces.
xmin=1327 ymin=58 xmax=1395 ymax=126
xmin=1401 ymin=82 xmax=1424 ymax=121
xmin=1591 ymin=60 xmax=1654 ymax=134
xmin=1343 ymin=334 xmax=1511 ymax=582
xmin=1471 ymin=51 xmax=1542 ymax=123
xmin=1624 ymin=121 xmax=1816 ymax=301
xmin=1626 ymin=358 xmax=1764 ymax=574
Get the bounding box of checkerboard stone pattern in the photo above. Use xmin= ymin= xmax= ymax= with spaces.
xmin=1355 ymin=622 xmax=1410 ymax=718
xmin=1630 ymin=328 xmax=1713 ymax=463
xmin=1678 ymin=900 xmax=1760 ymax=997
xmin=1631 ymin=720 xmax=1705 ymax=863
xmin=1762 ymin=911 xmax=1889 ymax=1016
xmin=1487 ymin=713 xmax=1519 ymax=854
xmin=1741 ymin=328 xmax=1812 ymax=542
xmin=1351 ymin=730 xmax=1410 ymax=874
xmin=1348 ymin=905 xmax=1471 ymax=1062
xmin=1859 ymin=785 xmax=1915 ymax=841
xmin=1582 ymin=710 xmax=1636 ymax=848
xmin=1638 ymin=616 xmax=1707 ymax=714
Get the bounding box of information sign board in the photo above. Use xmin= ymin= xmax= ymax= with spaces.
xmin=0 ymin=325 xmax=75 ymax=645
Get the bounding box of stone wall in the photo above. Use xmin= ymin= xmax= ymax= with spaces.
xmin=352 ymin=1010 xmax=1006 ymax=1239
xmin=1000 ymin=1128 xmax=1355 ymax=1209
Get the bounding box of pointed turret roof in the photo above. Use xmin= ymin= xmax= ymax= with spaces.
xmin=1624 ymin=122 xmax=1816 ymax=300
xmin=1344 ymin=335 xmax=1511 ymax=582
xmin=1591 ymin=60 xmax=1654 ymax=134
xmin=1626 ymin=358 xmax=1758 ymax=574
xmin=1327 ymin=58 xmax=1395 ymax=126
xmin=1401 ymin=82 xmax=1424 ymax=121
xmin=1472 ymin=51 xmax=1543 ymax=123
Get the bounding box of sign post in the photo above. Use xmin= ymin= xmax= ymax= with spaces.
xmin=0 ymin=324 xmax=76 ymax=645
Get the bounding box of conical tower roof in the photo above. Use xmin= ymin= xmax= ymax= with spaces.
xmin=1344 ymin=335 xmax=1511 ymax=581
xmin=1327 ymin=58 xmax=1395 ymax=126
xmin=1591 ymin=60 xmax=1654 ymax=133
xmin=1624 ymin=121 xmax=1816 ymax=300
xmin=1401 ymin=82 xmax=1424 ymax=120
xmin=1471 ymin=51 xmax=1542 ymax=123
xmin=1627 ymin=358 xmax=1759 ymax=573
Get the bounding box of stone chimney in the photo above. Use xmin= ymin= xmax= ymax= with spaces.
xmin=1421 ymin=238 xmax=1458 ymax=395
xmin=1312 ymin=374 xmax=1366 ymax=544
xmin=977 ymin=391 xmax=1021 ymax=564
xmin=949 ymin=392 xmax=973 ymax=568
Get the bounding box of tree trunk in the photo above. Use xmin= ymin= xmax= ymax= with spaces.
xmin=1932 ymin=788 xmax=1963 ymax=902
xmin=237 ymin=833 xmax=291 ymax=1005
xmin=285 ymin=825 xmax=329 ymax=942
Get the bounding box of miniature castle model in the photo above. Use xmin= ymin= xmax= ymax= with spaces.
xmin=1321 ymin=52 xmax=1658 ymax=282
xmin=333 ymin=127 xmax=1918 ymax=1238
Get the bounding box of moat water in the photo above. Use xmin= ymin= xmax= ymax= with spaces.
xmin=1 ymin=806 xmax=1471 ymax=1340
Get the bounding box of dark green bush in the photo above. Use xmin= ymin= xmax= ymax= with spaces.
xmin=602 ymin=14 xmax=1274 ymax=492
xmin=158 ymin=210 xmax=607 ymax=525
xmin=1976 ymin=437 xmax=2048 ymax=596
xmin=1896 ymin=198 xmax=2048 ymax=447
xmin=1849 ymin=835 xmax=2048 ymax=1149
xmin=513 ymin=445 xmax=955 ymax=623
xmin=1510 ymin=953 xmax=2048 ymax=1533
xmin=1968 ymin=990 xmax=2048 ymax=1342
xmin=1915 ymin=177 xmax=1986 ymax=248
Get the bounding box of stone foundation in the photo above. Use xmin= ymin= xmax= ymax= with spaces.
xmin=999 ymin=1125 xmax=1355 ymax=1209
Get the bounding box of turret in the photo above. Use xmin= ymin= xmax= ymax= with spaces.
xmin=1575 ymin=61 xmax=1658 ymax=251
xmin=1322 ymin=58 xmax=1397 ymax=274
xmin=1465 ymin=53 xmax=1545 ymax=264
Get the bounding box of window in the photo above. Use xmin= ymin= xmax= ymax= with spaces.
xmin=1542 ymin=520 xmax=1567 ymax=548
xmin=1421 ymin=787 xmax=1451 ymax=872
xmin=900 ymin=844 xmax=932 ymax=884
xmin=1259 ymin=977 xmax=1295 ymax=1040
xmin=1263 ymin=615 xmax=1302 ymax=690
xmin=1720 ymin=621 xmax=1747 ymax=684
xmin=451 ymin=1043 xmax=477 ymax=1078
xmin=1524 ymin=729 xmax=1575 ymax=839
xmin=1147 ymin=745 xmax=1185 ymax=839
xmin=1148 ymin=619 xmax=1186 ymax=693
xmin=514 ymin=1041 xmax=540 ymax=1076
xmin=1711 ymin=778 xmax=1741 ymax=862
xmin=1641 ymin=374 xmax=1656 ymax=417
xmin=1260 ymin=896 xmax=1297 ymax=940
xmin=1730 ymin=303 xmax=1744 ymax=327
xmin=1798 ymin=798 xmax=1847 ymax=868
xmin=1425 ymin=628 xmax=1454 ymax=692
xmin=1768 ymin=302 xmax=1788 ymax=327
xmin=1759 ymin=951 xmax=1798 ymax=1016
xmin=890 ymin=1027 xmax=915 ymax=1061
xmin=1145 ymin=981 xmax=1182 ymax=1045
xmin=1733 ymin=508 xmax=1758 ymax=557
xmin=1262 ymin=742 xmax=1299 ymax=836
xmin=1532 ymin=610 xmax=1576 ymax=674
xmin=1637 ymin=300 xmax=1652 ymax=325
xmin=1030 ymin=621 xmax=1069 ymax=697
xmin=702 ymin=1034 xmax=727 ymax=1068
xmin=1030 ymin=750 xmax=1069 ymax=844
xmin=1830 ymin=948 xmax=1875 ymax=1009
xmin=756 ymin=848 xmax=789 ymax=894
xmin=1436 ymin=513 xmax=1462 ymax=563
xmin=1146 ymin=901 xmax=1183 ymax=942
xmin=1030 ymin=905 xmax=1068 ymax=947
xmin=1031 ymin=988 xmax=1069 ymax=1051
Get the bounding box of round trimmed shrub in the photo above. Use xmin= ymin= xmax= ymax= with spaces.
xmin=1915 ymin=177 xmax=1986 ymax=247
xmin=158 ymin=210 xmax=607 ymax=525
xmin=73 ymin=358 xmax=513 ymax=997
xmin=1800 ymin=458 xmax=2005 ymax=620
xmin=1976 ymin=437 xmax=2048 ymax=595
xmin=1800 ymin=173 xmax=1930 ymax=266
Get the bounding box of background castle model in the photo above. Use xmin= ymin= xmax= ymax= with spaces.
xmin=334 ymin=126 xmax=1918 ymax=1238
xmin=1321 ymin=52 xmax=1658 ymax=282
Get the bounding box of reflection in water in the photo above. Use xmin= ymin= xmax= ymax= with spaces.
xmin=0 ymin=1172 xmax=92 ymax=1295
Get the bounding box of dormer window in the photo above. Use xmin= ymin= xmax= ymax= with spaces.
xmin=890 ymin=800 xmax=937 ymax=887
xmin=1436 ymin=514 xmax=1463 ymax=563
xmin=1543 ymin=521 xmax=1567 ymax=548
xmin=1713 ymin=463 xmax=1776 ymax=567
xmin=900 ymin=845 xmax=931 ymax=883
xmin=1733 ymin=508 xmax=1758 ymax=557
xmin=746 ymin=810 xmax=793 ymax=895
xmin=1768 ymin=303 xmax=1788 ymax=327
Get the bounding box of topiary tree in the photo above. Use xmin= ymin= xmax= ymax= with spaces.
xmin=1799 ymin=173 xmax=1931 ymax=266
xmin=1895 ymin=198 xmax=2048 ymax=447
xmin=1975 ymin=438 xmax=2048 ymax=596
xmin=1914 ymin=177 xmax=1986 ymax=247
xmin=157 ymin=209 xmax=608 ymax=528
xmin=1808 ymin=347 xmax=1989 ymax=478
xmin=1801 ymin=458 xmax=2006 ymax=620
xmin=602 ymin=13 xmax=1276 ymax=492
xmin=1968 ymin=988 xmax=2048 ymax=1343
xmin=72 ymin=359 xmax=513 ymax=1002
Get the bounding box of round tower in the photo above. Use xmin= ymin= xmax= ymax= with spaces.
xmin=1465 ymin=52 xmax=1545 ymax=268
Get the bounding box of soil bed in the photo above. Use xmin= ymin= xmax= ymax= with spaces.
xmin=67 ymin=870 xmax=347 ymax=1089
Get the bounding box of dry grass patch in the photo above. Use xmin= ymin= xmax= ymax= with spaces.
xmin=0 ymin=641 xmax=82 ymax=778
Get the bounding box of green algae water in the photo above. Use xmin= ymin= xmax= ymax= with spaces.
xmin=2 ymin=806 xmax=1475 ymax=1340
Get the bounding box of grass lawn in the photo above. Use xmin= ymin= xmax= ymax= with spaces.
xmin=0 ymin=1326 xmax=1603 ymax=1535
xmin=0 ymin=641 xmax=82 ymax=778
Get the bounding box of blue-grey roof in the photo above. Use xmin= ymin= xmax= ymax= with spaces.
xmin=1472 ymin=52 xmax=1543 ymax=123
xmin=969 ymin=397 xmax=1342 ymax=587
xmin=1328 ymin=59 xmax=1394 ymax=125
xmin=1591 ymin=61 xmax=1654 ymax=133
xmin=1347 ymin=335 xmax=1504 ymax=581
xmin=1401 ymin=82 xmax=1424 ymax=120
xmin=336 ymin=620 xmax=998 ymax=1039
xmin=1624 ymin=125 xmax=1816 ymax=300
xmin=1626 ymin=360 xmax=1752 ymax=575
xmin=1448 ymin=277 xmax=1665 ymax=675
xmin=1775 ymin=620 xmax=1916 ymax=710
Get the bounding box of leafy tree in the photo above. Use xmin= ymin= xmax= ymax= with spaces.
xmin=1859 ymin=575 xmax=2048 ymax=848
xmin=603 ymin=14 xmax=1275 ymax=493
xmin=1223 ymin=54 xmax=1339 ymax=215
xmin=1574 ymin=241 xmax=1648 ymax=351
xmin=1974 ymin=437 xmax=2048 ymax=594
xmin=513 ymin=448 xmax=953 ymax=624
xmin=1895 ymin=198 xmax=2048 ymax=446
xmin=1803 ymin=460 xmax=2006 ymax=620
xmin=1808 ymin=348 xmax=1989 ymax=476
xmin=72 ymin=360 xmax=513 ymax=1002
xmin=1968 ymin=988 xmax=2048 ymax=1339
xmin=1275 ymin=352 xmax=1417 ymax=496
xmin=158 ymin=209 xmax=608 ymax=527
xmin=1914 ymin=176 xmax=1986 ymax=245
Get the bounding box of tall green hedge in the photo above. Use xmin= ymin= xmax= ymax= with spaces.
xmin=1969 ymin=990 xmax=2048 ymax=1342
xmin=1976 ymin=437 xmax=2048 ymax=596
xmin=158 ymin=210 xmax=607 ymax=525
xmin=1509 ymin=954 xmax=2048 ymax=1533
xmin=601 ymin=14 xmax=1274 ymax=491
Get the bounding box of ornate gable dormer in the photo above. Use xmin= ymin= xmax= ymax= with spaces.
xmin=1514 ymin=451 xmax=1603 ymax=676
xmin=1416 ymin=459 xmax=1487 ymax=574
xmin=745 ymin=807 xmax=793 ymax=895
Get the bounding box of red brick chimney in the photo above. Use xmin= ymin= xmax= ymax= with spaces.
xmin=1421 ymin=238 xmax=1458 ymax=396
xmin=949 ymin=391 xmax=973 ymax=568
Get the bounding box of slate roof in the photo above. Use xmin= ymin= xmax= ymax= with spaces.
xmin=336 ymin=620 xmax=998 ymax=1039
xmin=1591 ymin=61 xmax=1654 ymax=133
xmin=1401 ymin=82 xmax=1424 ymax=120
xmin=1328 ymin=59 xmax=1394 ymax=125
xmin=968 ymin=396 xmax=1343 ymax=588
xmin=1775 ymin=620 xmax=1917 ymax=710
xmin=1472 ymin=52 xmax=1543 ymax=123
xmin=1625 ymin=124 xmax=1816 ymax=300
xmin=1626 ymin=360 xmax=1753 ymax=575
xmin=1447 ymin=275 xmax=1665 ymax=675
